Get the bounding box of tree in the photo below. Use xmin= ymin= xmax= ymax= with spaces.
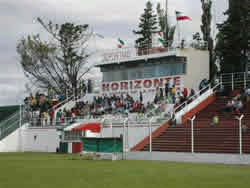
xmin=17 ymin=18 xmax=93 ymax=98
xmin=200 ymin=0 xmax=215 ymax=80
xmin=215 ymin=0 xmax=250 ymax=73
xmin=156 ymin=2 xmax=176 ymax=47
xmin=193 ymin=32 xmax=202 ymax=42
xmin=133 ymin=1 xmax=158 ymax=50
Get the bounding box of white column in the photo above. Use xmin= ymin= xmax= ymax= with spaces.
xmin=190 ymin=115 xmax=196 ymax=153
xmin=236 ymin=115 xmax=244 ymax=155
xmin=19 ymin=104 xmax=22 ymax=128
xmin=111 ymin=121 xmax=113 ymax=137
xmin=149 ymin=117 xmax=154 ymax=152
xmin=232 ymin=74 xmax=234 ymax=90
xmin=127 ymin=119 xmax=129 ymax=152
xmin=244 ymin=72 xmax=246 ymax=89
xmin=123 ymin=118 xmax=128 ymax=153
xmin=19 ymin=104 xmax=23 ymax=152
xmin=101 ymin=118 xmax=105 ymax=138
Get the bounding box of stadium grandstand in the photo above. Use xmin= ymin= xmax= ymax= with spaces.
xmin=1 ymin=41 xmax=250 ymax=164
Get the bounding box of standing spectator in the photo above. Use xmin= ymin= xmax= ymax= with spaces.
xmin=44 ymin=112 xmax=48 ymax=126
xmin=56 ymin=109 xmax=62 ymax=125
xmin=171 ymin=85 xmax=176 ymax=104
xmin=160 ymin=88 xmax=164 ymax=100
xmin=165 ymin=82 xmax=169 ymax=98
xmin=49 ymin=108 xmax=54 ymax=126
xmin=139 ymin=91 xmax=143 ymax=104
xmin=183 ymin=88 xmax=188 ymax=99
xmin=154 ymin=87 xmax=160 ymax=104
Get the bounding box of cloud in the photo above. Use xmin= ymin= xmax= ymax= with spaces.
xmin=0 ymin=0 xmax=228 ymax=106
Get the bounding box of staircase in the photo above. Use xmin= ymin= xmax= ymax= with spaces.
xmin=142 ymin=95 xmax=250 ymax=154
xmin=0 ymin=105 xmax=27 ymax=141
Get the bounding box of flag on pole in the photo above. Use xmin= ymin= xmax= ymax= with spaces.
xmin=176 ymin=11 xmax=191 ymax=21
xmin=158 ymin=32 xmax=167 ymax=46
xmin=118 ymin=38 xmax=125 ymax=48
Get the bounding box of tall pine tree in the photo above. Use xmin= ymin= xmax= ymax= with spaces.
xmin=215 ymin=0 xmax=250 ymax=73
xmin=200 ymin=0 xmax=215 ymax=80
xmin=133 ymin=1 xmax=158 ymax=51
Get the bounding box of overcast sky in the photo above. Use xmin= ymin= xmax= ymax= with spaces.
xmin=0 ymin=0 xmax=228 ymax=106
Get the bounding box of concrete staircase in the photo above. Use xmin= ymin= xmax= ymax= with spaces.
xmin=142 ymin=95 xmax=250 ymax=154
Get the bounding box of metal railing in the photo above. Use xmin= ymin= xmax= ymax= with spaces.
xmin=0 ymin=105 xmax=28 ymax=140
xmin=220 ymin=72 xmax=250 ymax=90
xmin=186 ymin=114 xmax=246 ymax=155
xmin=0 ymin=111 xmax=19 ymax=128
xmin=173 ymin=83 xmax=220 ymax=115
xmin=100 ymin=45 xmax=177 ymax=65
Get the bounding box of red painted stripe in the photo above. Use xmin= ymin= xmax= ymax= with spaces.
xmin=177 ymin=16 xmax=191 ymax=21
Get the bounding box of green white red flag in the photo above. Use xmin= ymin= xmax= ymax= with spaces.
xmin=118 ymin=38 xmax=125 ymax=48
xmin=176 ymin=11 xmax=191 ymax=21
xmin=158 ymin=32 xmax=166 ymax=45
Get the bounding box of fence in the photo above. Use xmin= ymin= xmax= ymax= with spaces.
xmin=0 ymin=104 xmax=28 ymax=140
xmin=81 ymin=137 xmax=123 ymax=153
xmin=220 ymin=72 xmax=250 ymax=90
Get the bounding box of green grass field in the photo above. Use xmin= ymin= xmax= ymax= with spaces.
xmin=0 ymin=152 xmax=250 ymax=188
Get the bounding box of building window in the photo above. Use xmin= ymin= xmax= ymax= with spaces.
xmin=102 ymin=63 xmax=186 ymax=82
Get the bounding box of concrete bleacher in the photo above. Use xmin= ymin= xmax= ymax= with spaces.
xmin=141 ymin=93 xmax=250 ymax=154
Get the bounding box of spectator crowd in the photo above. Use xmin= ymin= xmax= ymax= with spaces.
xmin=23 ymin=82 xmax=203 ymax=127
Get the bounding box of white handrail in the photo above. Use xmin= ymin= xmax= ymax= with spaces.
xmin=174 ymin=83 xmax=220 ymax=115
xmin=49 ymin=95 xmax=75 ymax=111
xmin=174 ymin=84 xmax=210 ymax=114
xmin=0 ymin=110 xmax=20 ymax=127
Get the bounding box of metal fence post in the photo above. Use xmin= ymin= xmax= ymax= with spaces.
xmin=149 ymin=117 xmax=154 ymax=153
xmin=232 ymin=73 xmax=234 ymax=90
xmin=244 ymin=72 xmax=247 ymax=89
xmin=19 ymin=104 xmax=22 ymax=128
xmin=111 ymin=121 xmax=113 ymax=137
xmin=220 ymin=74 xmax=223 ymax=90
xmin=236 ymin=115 xmax=244 ymax=155
xmin=101 ymin=118 xmax=105 ymax=138
xmin=189 ymin=115 xmax=196 ymax=153
xmin=123 ymin=118 xmax=128 ymax=153
xmin=19 ymin=104 xmax=22 ymax=152
xmin=127 ymin=119 xmax=129 ymax=152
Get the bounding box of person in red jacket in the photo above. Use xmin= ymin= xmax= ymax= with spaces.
xmin=183 ymin=88 xmax=188 ymax=99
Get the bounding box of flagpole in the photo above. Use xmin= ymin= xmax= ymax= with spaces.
xmin=175 ymin=11 xmax=181 ymax=47
xmin=177 ymin=20 xmax=181 ymax=47
xmin=178 ymin=21 xmax=181 ymax=47
xmin=165 ymin=0 xmax=168 ymax=41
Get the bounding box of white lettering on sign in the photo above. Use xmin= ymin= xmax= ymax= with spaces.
xmin=102 ymin=76 xmax=184 ymax=95
xmin=103 ymin=49 xmax=132 ymax=62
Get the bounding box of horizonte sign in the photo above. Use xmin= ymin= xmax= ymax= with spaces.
xmin=102 ymin=76 xmax=183 ymax=95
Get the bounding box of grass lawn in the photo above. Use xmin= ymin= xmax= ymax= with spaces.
xmin=0 ymin=152 xmax=250 ymax=188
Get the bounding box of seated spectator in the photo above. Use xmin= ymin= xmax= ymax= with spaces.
xmin=169 ymin=114 xmax=176 ymax=127
xmin=242 ymin=124 xmax=248 ymax=133
xmin=210 ymin=114 xmax=219 ymax=127
xmin=234 ymin=99 xmax=243 ymax=115
xmin=222 ymin=100 xmax=233 ymax=113
xmin=247 ymin=88 xmax=250 ymax=99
